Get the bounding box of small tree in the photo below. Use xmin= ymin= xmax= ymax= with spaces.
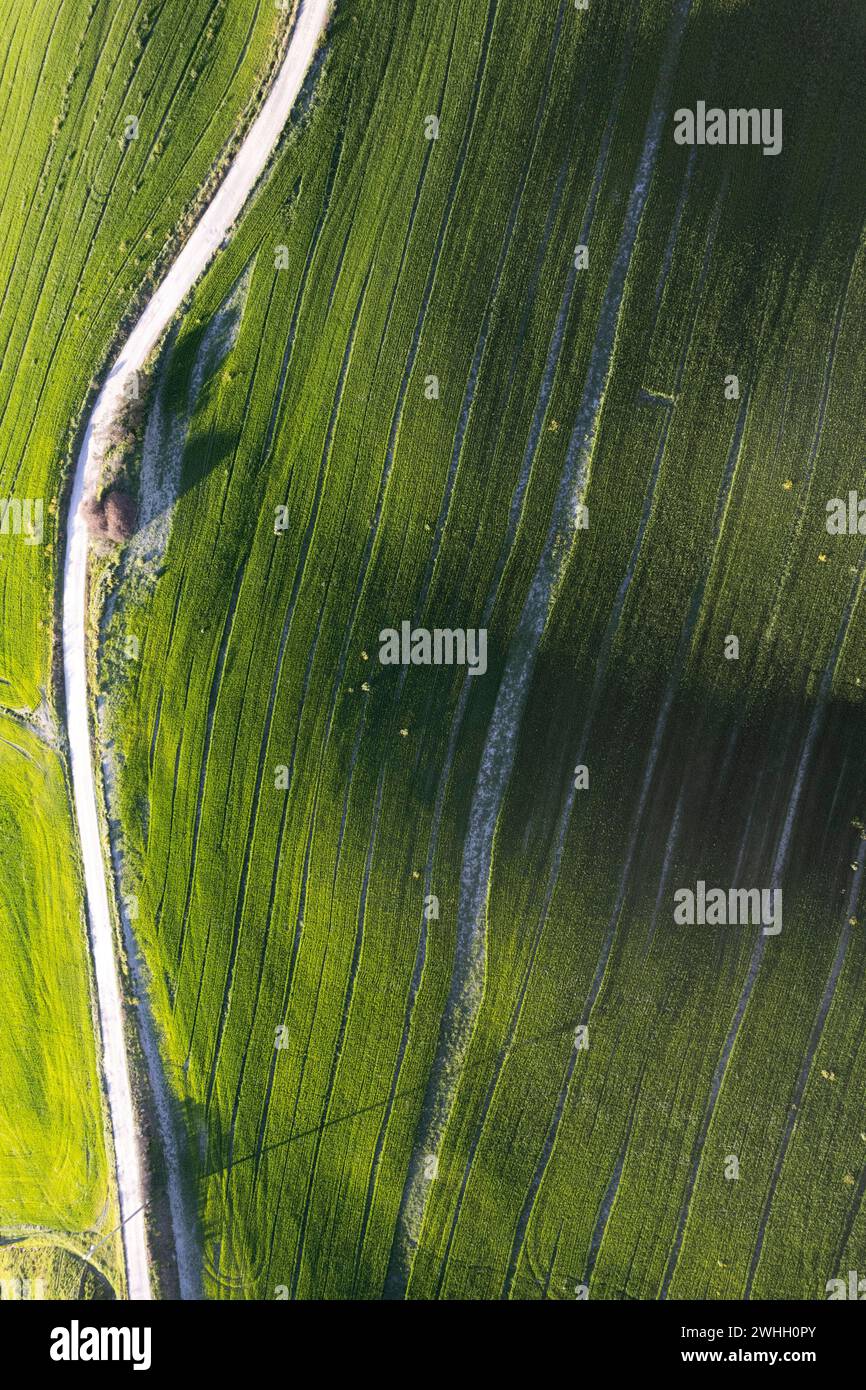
xmin=104 ymin=489 xmax=137 ymax=541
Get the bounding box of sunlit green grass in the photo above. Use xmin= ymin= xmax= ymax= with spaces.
xmin=85 ymin=0 xmax=866 ymax=1298
xmin=0 ymin=0 xmax=294 ymax=1290
xmin=0 ymin=715 xmax=108 ymax=1233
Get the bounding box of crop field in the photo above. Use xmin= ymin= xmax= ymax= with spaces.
xmin=0 ymin=0 xmax=305 ymax=1296
xmin=0 ymin=0 xmax=290 ymax=705
xmin=91 ymin=0 xmax=866 ymax=1301
xmin=3 ymin=0 xmax=866 ymax=1308
xmin=0 ymin=714 xmax=114 ymax=1273
xmin=0 ymin=1237 xmax=115 ymax=1301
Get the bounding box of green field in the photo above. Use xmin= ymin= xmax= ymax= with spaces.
xmin=0 ymin=0 xmax=289 ymax=705
xmin=0 ymin=0 xmax=304 ymax=1296
xmin=0 ymin=714 xmax=117 ymax=1284
xmin=0 ymin=1237 xmax=115 ymax=1300
xmin=3 ymin=0 xmax=866 ymax=1302
xmin=94 ymin=0 xmax=866 ymax=1298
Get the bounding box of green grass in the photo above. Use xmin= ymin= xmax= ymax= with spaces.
xmin=95 ymin=0 xmax=866 ymax=1300
xmin=0 ymin=1236 xmax=116 ymax=1300
xmin=0 ymin=0 xmax=858 ymax=1301
xmin=0 ymin=715 xmax=109 ymax=1236
xmin=0 ymin=0 xmax=289 ymax=706
xmin=0 ymin=0 xmax=298 ymax=1291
